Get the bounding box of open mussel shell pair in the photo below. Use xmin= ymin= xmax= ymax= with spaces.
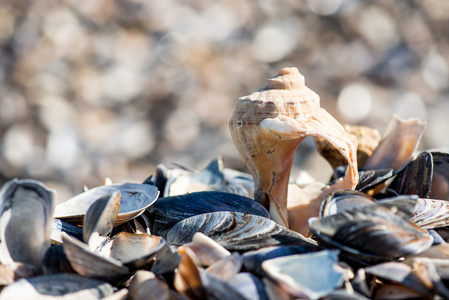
xmin=0 ymin=178 xmax=55 ymax=272
xmin=57 ymin=189 xmax=171 ymax=280
xmin=53 ymin=182 xmax=159 ymax=225
xmin=310 ymin=196 xmax=433 ymax=265
xmin=62 ymin=231 xmax=169 ymax=280
xmin=389 ymin=151 xmax=449 ymax=200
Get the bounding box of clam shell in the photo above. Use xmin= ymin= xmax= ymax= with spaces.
xmin=0 ymin=178 xmax=54 ymax=271
xmin=149 ymin=191 xmax=269 ymax=239
xmin=167 ymin=211 xmax=315 ymax=251
xmin=0 ymin=273 xmax=114 ymax=300
xmin=54 ymin=183 xmax=158 ymax=225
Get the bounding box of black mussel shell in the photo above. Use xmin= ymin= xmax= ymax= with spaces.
xmin=309 ymin=201 xmax=433 ymax=261
xmin=389 ymin=151 xmax=433 ymax=198
xmin=429 ymin=152 xmax=449 ymax=200
xmin=166 ymin=211 xmax=315 ymax=251
xmin=331 ymin=166 xmax=394 ymax=193
xmin=320 ymin=190 xmax=376 ymax=218
xmin=242 ymin=245 xmax=317 ymax=276
xmin=149 ymin=191 xmax=269 ymax=238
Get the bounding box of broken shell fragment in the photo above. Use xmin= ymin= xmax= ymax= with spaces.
xmin=363 ymin=114 xmax=426 ymax=171
xmin=229 ymin=67 xmax=359 ymax=227
xmin=262 ymin=250 xmax=345 ymax=299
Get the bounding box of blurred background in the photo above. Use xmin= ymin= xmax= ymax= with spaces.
xmin=1 ymin=0 xmax=449 ymax=203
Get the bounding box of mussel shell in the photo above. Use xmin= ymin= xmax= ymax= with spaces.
xmin=62 ymin=234 xmax=130 ymax=280
xmin=149 ymin=191 xmax=269 ymax=239
xmin=205 ymin=252 xmax=242 ymax=280
xmin=389 ymin=151 xmax=433 ymax=198
xmin=309 ymin=201 xmax=433 ymax=260
xmin=167 ymin=211 xmax=314 ymax=251
xmin=261 ymin=250 xmax=345 ymax=299
xmin=54 ymin=183 xmax=159 ymax=225
xmin=411 ymin=198 xmax=449 ymax=229
xmin=376 ymin=195 xmax=418 ymax=219
xmin=356 ymin=168 xmax=394 ymax=192
xmin=103 ymin=232 xmax=167 ymax=270
xmin=319 ymin=190 xmax=376 ymax=218
xmin=127 ymin=270 xmax=170 ymax=300
xmin=181 ymin=232 xmax=231 ymax=267
xmin=51 ymin=219 xmax=83 ymax=244
xmin=430 ymin=152 xmax=449 ymax=200
xmin=364 ymin=262 xmax=432 ymax=297
xmin=332 ymin=167 xmax=394 ymax=193
xmin=163 ymin=157 xmax=224 ymax=197
xmin=42 ymin=244 xmax=75 ymax=275
xmin=242 ymin=245 xmax=316 ymax=276
xmin=0 ymin=273 xmax=114 ymax=300
xmin=0 ymin=178 xmax=54 ymax=271
xmin=83 ymin=191 xmax=121 ymax=248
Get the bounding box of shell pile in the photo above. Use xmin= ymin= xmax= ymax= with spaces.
xmin=2 ymin=68 xmax=449 ymax=299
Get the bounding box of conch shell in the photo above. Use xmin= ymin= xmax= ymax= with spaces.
xmin=229 ymin=67 xmax=359 ymax=227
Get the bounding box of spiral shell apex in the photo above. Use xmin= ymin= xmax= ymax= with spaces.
xmin=229 ymin=67 xmax=359 ymax=228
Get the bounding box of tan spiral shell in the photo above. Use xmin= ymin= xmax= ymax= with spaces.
xmin=229 ymin=67 xmax=359 ymax=228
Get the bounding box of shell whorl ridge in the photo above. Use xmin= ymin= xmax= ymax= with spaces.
xmin=265 ymin=67 xmax=306 ymax=90
xmin=230 ymin=67 xmax=359 ymax=228
xmin=235 ymin=67 xmax=320 ymax=124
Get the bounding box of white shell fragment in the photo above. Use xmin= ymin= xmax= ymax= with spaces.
xmin=262 ymin=250 xmax=344 ymax=299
